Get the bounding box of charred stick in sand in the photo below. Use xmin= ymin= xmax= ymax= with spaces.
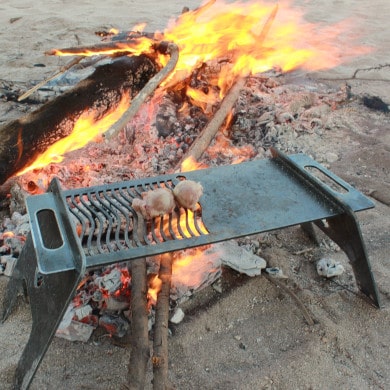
xmin=264 ymin=274 xmax=315 ymax=326
xmin=152 ymin=253 xmax=173 ymax=390
xmin=125 ymin=212 xmax=150 ymax=390
xmin=105 ymin=42 xmax=179 ymax=140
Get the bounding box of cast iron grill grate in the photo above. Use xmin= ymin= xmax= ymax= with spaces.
xmin=65 ymin=180 xmax=208 ymax=258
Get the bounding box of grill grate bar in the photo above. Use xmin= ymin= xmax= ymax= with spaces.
xmin=64 ymin=179 xmax=208 ymax=258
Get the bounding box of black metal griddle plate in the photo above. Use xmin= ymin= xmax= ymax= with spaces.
xmin=27 ymin=148 xmax=374 ymax=275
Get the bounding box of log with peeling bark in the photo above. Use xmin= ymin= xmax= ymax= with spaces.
xmin=125 ymin=212 xmax=150 ymax=390
xmin=0 ymin=54 xmax=159 ymax=186
xmin=152 ymin=253 xmax=173 ymax=390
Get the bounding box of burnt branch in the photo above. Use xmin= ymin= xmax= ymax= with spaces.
xmin=105 ymin=42 xmax=179 ymax=140
xmin=17 ymin=57 xmax=83 ymax=102
xmin=176 ymin=76 xmax=246 ymax=169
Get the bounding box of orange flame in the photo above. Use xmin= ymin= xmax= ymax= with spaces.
xmin=21 ymin=1 xmax=370 ymax=177
xmin=180 ymin=156 xmax=209 ymax=172
xmin=161 ymin=0 xmax=371 ymax=93
xmin=16 ymin=94 xmax=130 ymax=176
xmin=53 ymin=0 xmax=370 ymax=96
xmin=172 ymin=246 xmax=220 ymax=289
xmin=148 ymin=274 xmax=162 ymax=306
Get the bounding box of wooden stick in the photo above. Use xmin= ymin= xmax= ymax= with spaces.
xmin=104 ymin=42 xmax=179 ymax=140
xmin=175 ymin=76 xmax=246 ymax=170
xmin=126 ymin=213 xmax=150 ymax=390
xmin=17 ymin=57 xmax=83 ymax=101
xmin=44 ymin=34 xmax=155 ymax=56
xmin=174 ymin=4 xmax=279 ymax=171
xmin=152 ymin=253 xmax=173 ymax=390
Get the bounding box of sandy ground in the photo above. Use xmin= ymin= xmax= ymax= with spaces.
xmin=0 ymin=1 xmax=389 ymax=389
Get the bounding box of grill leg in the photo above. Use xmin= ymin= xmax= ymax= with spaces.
xmin=2 ymin=234 xmax=83 ymax=390
xmin=314 ymin=211 xmax=381 ymax=308
xmin=1 ymin=235 xmax=35 ymax=323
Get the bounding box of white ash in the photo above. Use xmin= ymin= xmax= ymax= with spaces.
xmin=170 ymin=307 xmax=185 ymax=324
xmin=2 ymin=256 xmax=17 ymax=276
xmin=56 ymin=320 xmax=95 ymax=343
xmin=217 ymin=241 xmax=267 ymax=277
xmin=316 ymin=257 xmax=345 ymax=278
xmin=94 ymin=267 xmax=123 ymax=294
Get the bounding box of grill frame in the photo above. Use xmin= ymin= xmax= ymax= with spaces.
xmin=2 ymin=147 xmax=381 ymax=390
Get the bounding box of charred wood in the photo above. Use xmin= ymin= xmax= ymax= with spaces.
xmin=0 ymin=55 xmax=159 ymax=186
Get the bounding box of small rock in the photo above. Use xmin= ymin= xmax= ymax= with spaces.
xmin=170 ymin=307 xmax=185 ymax=324
xmin=325 ymin=152 xmax=339 ymax=163
xmin=316 ymin=258 xmax=345 ymax=278
xmin=265 ymin=267 xmax=288 ymax=279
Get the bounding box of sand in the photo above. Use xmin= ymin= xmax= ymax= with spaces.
xmin=0 ymin=1 xmax=389 ymax=389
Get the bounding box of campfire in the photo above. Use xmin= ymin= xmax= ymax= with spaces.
xmin=0 ymin=1 xmax=378 ymax=389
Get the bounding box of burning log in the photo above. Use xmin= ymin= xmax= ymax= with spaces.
xmin=105 ymin=42 xmax=179 ymax=140
xmin=0 ymin=54 xmax=159 ymax=186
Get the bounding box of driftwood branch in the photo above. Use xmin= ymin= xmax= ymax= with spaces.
xmin=104 ymin=42 xmax=179 ymax=140
xmin=152 ymin=253 xmax=173 ymax=390
xmin=126 ymin=213 xmax=150 ymax=389
xmin=45 ymin=34 xmax=155 ymax=57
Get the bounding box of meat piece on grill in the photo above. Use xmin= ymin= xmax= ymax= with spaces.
xmin=132 ymin=188 xmax=175 ymax=219
xmin=173 ymin=180 xmax=203 ymax=211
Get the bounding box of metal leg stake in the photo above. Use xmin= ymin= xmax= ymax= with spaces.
xmin=314 ymin=211 xmax=381 ymax=308
xmin=2 ymin=234 xmax=83 ymax=390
